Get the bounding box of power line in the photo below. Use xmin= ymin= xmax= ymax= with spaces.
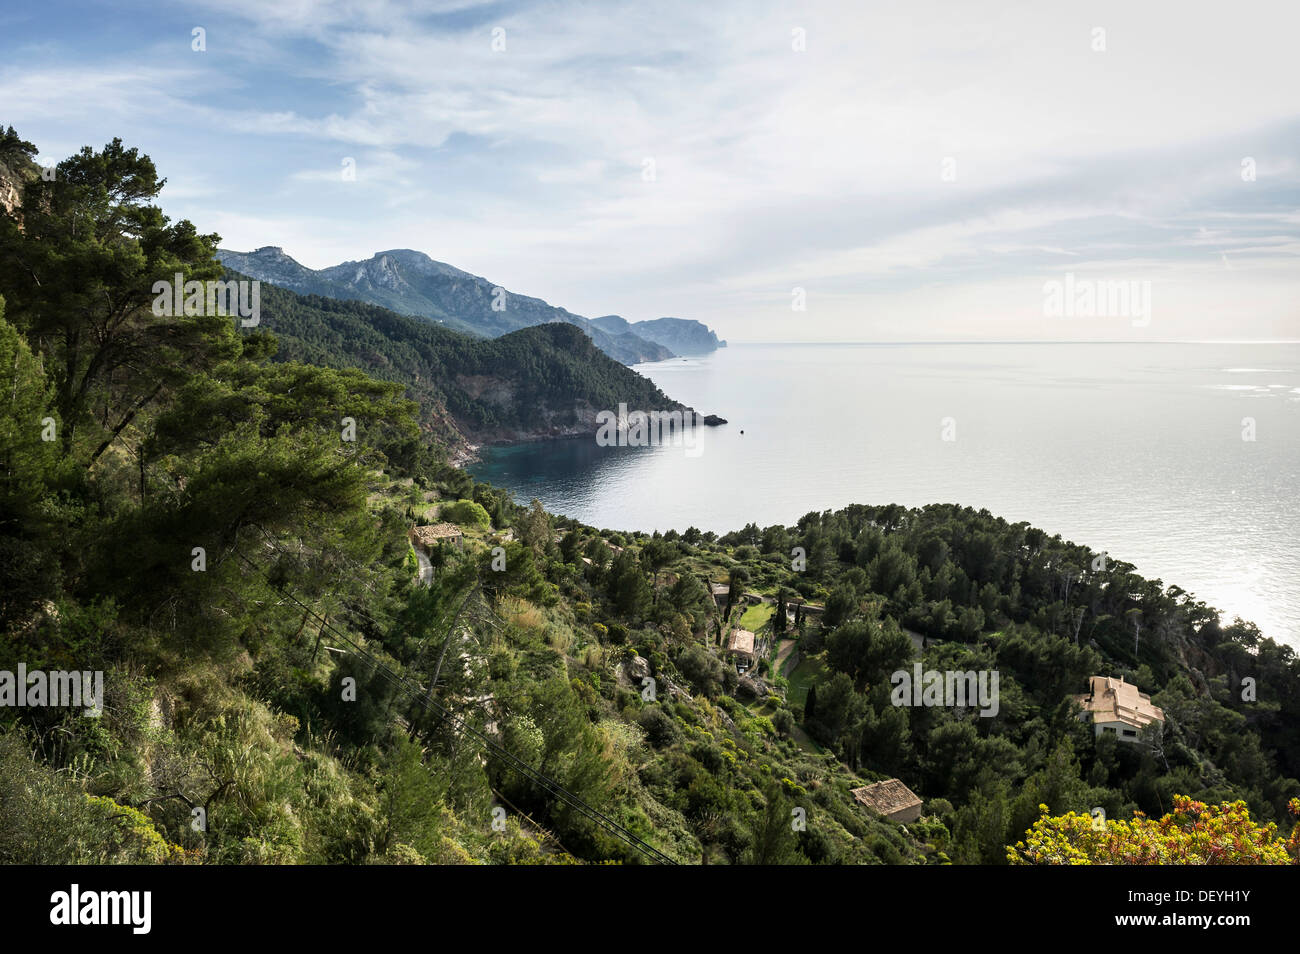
xmin=234 ymin=549 xmax=678 ymax=865
xmin=329 ymin=619 xmax=678 ymax=864
xmin=490 ymin=786 xmax=571 ymax=856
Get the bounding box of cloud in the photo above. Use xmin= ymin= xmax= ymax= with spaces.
xmin=2 ymin=0 xmax=1297 ymax=339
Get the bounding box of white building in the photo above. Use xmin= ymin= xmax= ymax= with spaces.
xmin=1074 ymin=675 xmax=1164 ymax=742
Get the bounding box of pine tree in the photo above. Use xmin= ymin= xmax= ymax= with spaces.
xmin=0 ymin=137 xmax=232 ymax=460
xmin=744 ymin=784 xmax=807 ymax=865
xmin=0 ymin=302 xmax=64 ymax=630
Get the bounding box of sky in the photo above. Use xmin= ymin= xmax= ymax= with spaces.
xmin=1 ymin=0 xmax=1298 ymax=342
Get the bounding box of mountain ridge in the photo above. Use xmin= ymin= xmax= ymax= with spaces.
xmin=218 ymin=246 xmax=722 ymax=366
xmin=593 ymin=314 xmax=727 ymax=355
xmin=233 ymin=270 xmax=702 ymax=456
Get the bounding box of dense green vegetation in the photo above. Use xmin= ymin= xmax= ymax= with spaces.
xmin=1 ymin=130 xmax=1295 ymax=866
xmin=217 ymin=246 xmax=678 ymax=365
xmin=233 ymin=277 xmax=688 ymax=448
xmin=1011 ymin=795 xmax=1300 ymax=865
xmin=713 ymin=507 xmax=1300 ymax=861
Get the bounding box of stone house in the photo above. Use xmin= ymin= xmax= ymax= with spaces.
xmin=726 ymin=628 xmax=756 ymax=670
xmin=851 ymin=779 xmax=923 ymax=824
xmin=410 ymin=523 xmax=464 ymax=553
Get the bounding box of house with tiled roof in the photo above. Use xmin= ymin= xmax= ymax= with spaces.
xmin=726 ymin=628 xmax=756 ymax=670
xmin=410 ymin=523 xmax=464 ymax=552
xmin=851 ymin=779 xmax=923 ymax=824
xmin=1074 ymin=675 xmax=1164 ymax=743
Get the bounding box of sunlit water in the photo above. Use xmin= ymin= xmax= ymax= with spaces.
xmin=471 ymin=343 xmax=1300 ymax=649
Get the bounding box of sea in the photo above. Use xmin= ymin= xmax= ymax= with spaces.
xmin=470 ymin=342 xmax=1300 ymax=649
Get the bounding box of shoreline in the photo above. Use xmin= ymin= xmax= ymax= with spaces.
xmin=452 ymin=406 xmax=726 ymax=469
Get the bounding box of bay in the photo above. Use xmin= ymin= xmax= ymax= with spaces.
xmin=470 ymin=342 xmax=1300 ymax=649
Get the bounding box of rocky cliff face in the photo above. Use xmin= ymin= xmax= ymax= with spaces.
xmin=217 ymin=246 xmax=328 ymax=292
xmin=591 ymin=314 xmax=725 ymax=355
xmin=0 ymin=157 xmax=36 ymax=219
xmin=0 ymin=170 xmax=20 ymax=217
xmin=451 ymin=382 xmax=610 ymax=446
xmin=628 ymin=316 xmax=726 ymax=355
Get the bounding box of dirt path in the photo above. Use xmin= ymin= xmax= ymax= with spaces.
xmin=906 ymin=627 xmax=939 ymax=654
xmin=414 ymin=547 xmax=433 ymax=586
xmin=774 ymin=638 xmax=799 ymax=678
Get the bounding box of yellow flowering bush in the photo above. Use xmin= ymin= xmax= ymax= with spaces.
xmin=85 ymin=795 xmax=185 ymax=864
xmin=1008 ymin=795 xmax=1300 ymax=865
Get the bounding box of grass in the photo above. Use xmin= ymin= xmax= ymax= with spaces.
xmin=499 ymin=597 xmax=546 ymax=632
xmin=790 ymin=724 xmax=825 ymax=755
xmin=770 ymin=636 xmax=799 ymax=680
xmin=406 ymin=500 xmax=443 ymax=523
xmin=786 ymin=654 xmax=827 ymax=709
xmin=738 ymin=602 xmax=774 ymax=632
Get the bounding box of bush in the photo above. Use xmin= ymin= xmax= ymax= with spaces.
xmin=677 ymin=645 xmax=725 ymax=697
xmin=442 ymin=499 xmax=491 ymax=530
xmin=1010 ymin=796 xmax=1300 ymax=865
xmin=637 ymin=706 xmax=681 ymax=748
xmin=0 ymin=729 xmax=185 ymax=863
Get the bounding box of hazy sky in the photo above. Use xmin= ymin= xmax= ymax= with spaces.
xmin=2 ymin=0 xmax=1298 ymax=341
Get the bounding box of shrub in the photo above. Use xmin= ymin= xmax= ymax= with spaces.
xmin=677 ymin=644 xmax=725 ymax=697
xmin=637 ymin=706 xmax=681 ymax=748
xmin=1009 ymin=796 xmax=1300 ymax=865
xmin=442 ymin=499 xmax=491 ymax=529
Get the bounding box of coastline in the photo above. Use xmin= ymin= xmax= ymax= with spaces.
xmin=451 ymin=404 xmax=725 ymax=470
xmin=449 ymin=441 xmax=481 ymax=469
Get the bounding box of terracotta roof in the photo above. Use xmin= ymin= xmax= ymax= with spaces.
xmin=1074 ymin=676 xmax=1164 ymax=729
xmin=851 ymin=779 xmax=922 ymax=817
xmin=411 ymin=523 xmax=464 ymax=547
xmin=727 ymin=629 xmax=755 ymax=655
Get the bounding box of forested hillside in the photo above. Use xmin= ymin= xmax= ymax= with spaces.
xmin=240 ymin=278 xmax=692 ymax=450
xmin=1 ymin=130 xmax=1295 ymax=866
xmin=218 ymin=246 xmax=677 ymax=365
xmin=713 ymin=506 xmax=1300 ymax=860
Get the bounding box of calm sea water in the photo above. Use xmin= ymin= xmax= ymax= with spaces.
xmin=471 ymin=343 xmax=1300 ymax=649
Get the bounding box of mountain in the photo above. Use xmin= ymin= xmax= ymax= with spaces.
xmin=216 ymin=245 xmax=347 ymax=298
xmin=238 ymin=272 xmax=695 ymax=451
xmin=592 ymin=315 xmax=726 ymax=355
xmin=218 ymin=246 xmax=677 ymax=365
xmin=6 ymin=127 xmax=1298 ymax=873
